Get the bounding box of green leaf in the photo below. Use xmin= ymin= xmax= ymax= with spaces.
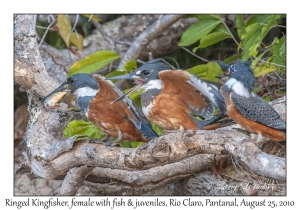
xmin=206 ymin=62 xmax=223 ymax=83
xmin=246 ymin=14 xmax=272 ymax=26
xmin=68 ymin=50 xmax=119 ymax=76
xmin=241 ymin=23 xmax=261 ymax=42
xmin=123 ymin=59 xmax=137 ymax=71
xmin=271 ymin=35 xmax=286 ymax=72
xmin=253 ymin=63 xmax=276 ymax=77
xmin=179 ymin=20 xmax=221 ymax=46
xmin=198 ymin=31 xmax=231 ymax=48
xmin=151 ymin=121 xmax=164 ymax=136
xmin=223 ymin=54 xmax=241 ymax=64
xmin=264 ymin=37 xmax=279 ymax=48
xmin=249 ymin=42 xmax=261 ymax=57
xmin=191 ymin=14 xmax=221 ymax=21
xmin=253 ymin=87 xmax=261 ymax=94
xmin=262 ymin=95 xmax=270 ymax=103
xmin=236 ymin=15 xmax=245 ymax=38
xmin=63 ymin=120 xmax=105 ymax=140
xmin=241 ymin=29 xmax=261 ymax=61
xmin=187 ymin=64 xmax=207 ymax=77
xmin=105 ymin=69 xmax=128 ymax=78
xmin=193 ymin=24 xmax=232 ymax=52
xmin=79 ymin=15 xmax=90 ymax=37
xmin=69 ymin=32 xmax=84 ymax=51
xmin=119 ymin=141 xmax=132 ymax=148
xmin=57 ymin=15 xmax=72 ymax=46
xmin=131 ymin=142 xmax=145 ymax=148
xmin=106 ymin=60 xmax=137 ymax=79
xmin=211 ymin=23 xmax=230 ymax=34
xmin=250 ymin=51 xmax=267 ymax=69
xmin=124 ymin=88 xmax=143 ymax=102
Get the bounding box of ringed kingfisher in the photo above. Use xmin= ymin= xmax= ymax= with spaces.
xmin=217 ymin=61 xmax=286 ymax=142
xmin=107 ymin=58 xmax=227 ymax=131
xmin=43 ymin=73 xmax=158 ymax=143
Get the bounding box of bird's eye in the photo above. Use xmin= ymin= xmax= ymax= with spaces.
xmin=229 ymin=65 xmax=235 ymax=73
xmin=68 ymin=78 xmax=75 ymax=84
xmin=143 ymin=70 xmax=150 ymax=75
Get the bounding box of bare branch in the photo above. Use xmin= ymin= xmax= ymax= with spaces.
xmin=66 ymin=14 xmax=79 ymax=43
xmin=14 ymin=14 xmax=286 ymax=196
xmin=88 ymin=154 xmax=227 ymax=186
xmin=118 ymin=14 xmax=185 ymax=69
xmin=59 ymin=165 xmax=95 ymax=196
xmin=14 ymin=15 xmax=60 ymax=97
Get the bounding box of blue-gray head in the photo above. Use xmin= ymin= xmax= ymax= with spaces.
xmin=107 ymin=58 xmax=175 ymax=103
xmin=107 ymin=58 xmax=175 ymax=85
xmin=223 ymin=61 xmax=255 ymax=98
xmin=43 ymin=73 xmax=99 ymax=112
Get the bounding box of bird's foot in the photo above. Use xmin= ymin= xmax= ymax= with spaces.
xmin=245 ymin=133 xmax=268 ymax=148
xmin=165 ymin=126 xmax=185 ymax=133
xmin=89 ymin=134 xmax=111 ymax=144
xmin=102 ymin=130 xmax=124 ymax=145
xmin=165 ymin=126 xmax=185 ymax=139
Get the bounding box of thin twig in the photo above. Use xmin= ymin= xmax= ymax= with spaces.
xmin=260 ymin=23 xmax=286 ymax=28
xmin=252 ymin=57 xmax=286 ymax=68
xmin=164 ymin=56 xmax=180 ymax=69
xmin=92 ymin=20 xmax=120 ymax=54
xmin=220 ymin=18 xmax=240 ymax=47
xmin=181 ymin=47 xmax=210 ymax=63
xmin=136 ymin=59 xmax=145 ymax=65
xmin=38 ymin=15 xmax=55 ymax=48
xmin=88 ymin=14 xmax=93 ymax=22
xmin=36 ymin=25 xmax=56 ymax=31
xmin=115 ymin=40 xmax=132 ymax=46
xmin=66 ymin=14 xmax=79 ymax=43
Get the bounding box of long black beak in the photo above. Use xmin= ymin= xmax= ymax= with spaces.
xmin=215 ymin=61 xmax=230 ymax=71
xmin=110 ymin=83 xmax=143 ymax=104
xmin=43 ymin=83 xmax=80 ymax=111
xmin=106 ymin=72 xmax=145 ymax=104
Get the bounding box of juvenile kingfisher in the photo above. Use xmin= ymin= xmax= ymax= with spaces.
xmin=218 ymin=61 xmax=286 ymax=141
xmin=108 ymin=58 xmax=227 ymax=131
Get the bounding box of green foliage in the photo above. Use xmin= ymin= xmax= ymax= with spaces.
xmin=105 ymin=59 xmax=137 ymax=79
xmin=63 ymin=120 xmax=105 ymax=140
xmin=179 ymin=14 xmax=286 ymax=79
xmin=235 ymin=14 xmax=245 ymax=38
xmin=151 ymin=122 xmax=164 ymax=136
xmin=239 ymin=14 xmax=283 ymax=61
xmin=68 ymin=50 xmax=119 ymax=76
xmin=123 ymin=59 xmax=137 ymax=71
xmin=193 ymin=24 xmax=231 ymax=51
xmin=270 ymin=35 xmax=286 ymax=74
xmin=179 ymin=20 xmax=221 ymax=46
xmin=119 ymin=141 xmax=145 ymax=148
xmin=187 ymin=62 xmax=223 ymax=83
xmin=189 ymin=14 xmax=221 ymax=21
xmin=253 ymin=63 xmax=276 ymax=77
xmin=187 ymin=64 xmax=207 ymax=77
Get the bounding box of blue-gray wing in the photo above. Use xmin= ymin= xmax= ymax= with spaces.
xmin=231 ymin=92 xmax=286 ymax=130
xmin=188 ymin=74 xmax=227 ymax=115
